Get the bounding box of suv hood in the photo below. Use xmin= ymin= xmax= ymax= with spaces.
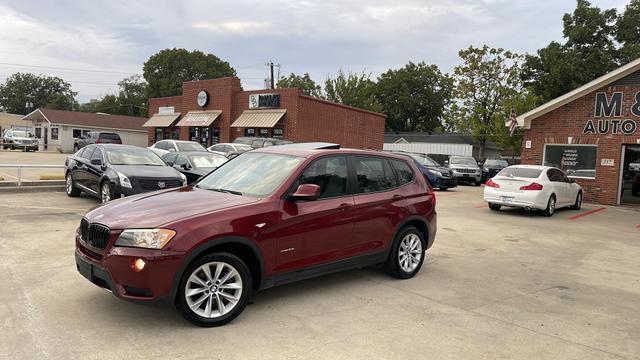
xmin=84 ymin=187 xmax=259 ymax=229
xmin=111 ymin=165 xmax=182 ymax=178
xmin=450 ymin=164 xmax=479 ymax=169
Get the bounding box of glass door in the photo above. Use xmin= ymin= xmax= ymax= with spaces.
xmin=620 ymin=145 xmax=640 ymax=205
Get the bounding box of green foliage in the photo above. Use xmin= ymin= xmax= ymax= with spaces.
xmin=143 ymin=48 xmax=236 ymax=98
xmin=79 ymin=74 xmax=149 ymax=117
xmin=0 ymin=73 xmax=76 ymax=114
xmin=277 ymin=73 xmax=323 ymax=98
xmin=324 ymin=69 xmax=382 ymax=113
xmin=493 ymin=91 xmax=540 ymax=158
xmin=616 ymin=0 xmax=640 ymax=63
xmin=376 ymin=62 xmax=453 ymax=132
xmin=523 ymin=0 xmax=639 ymax=103
xmin=449 ymin=45 xmax=524 ymax=159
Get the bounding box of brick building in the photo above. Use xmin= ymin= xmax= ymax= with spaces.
xmin=144 ymin=77 xmax=385 ymax=150
xmin=517 ymin=58 xmax=640 ymax=206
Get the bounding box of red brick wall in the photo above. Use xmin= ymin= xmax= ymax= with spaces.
xmin=147 ymin=95 xmax=183 ymax=145
xmin=297 ymin=96 xmax=385 ymax=150
xmin=520 ymin=84 xmax=640 ymax=205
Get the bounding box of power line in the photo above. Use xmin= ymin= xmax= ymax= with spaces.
xmin=0 ymin=62 xmax=136 ymax=75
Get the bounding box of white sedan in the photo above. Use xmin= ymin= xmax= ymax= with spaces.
xmin=483 ymin=165 xmax=583 ymax=216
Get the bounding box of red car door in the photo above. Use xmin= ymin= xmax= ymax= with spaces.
xmin=272 ymin=155 xmax=355 ymax=274
xmin=350 ymin=156 xmax=406 ymax=254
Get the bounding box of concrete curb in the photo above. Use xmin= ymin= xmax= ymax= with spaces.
xmin=0 ymin=183 xmax=65 ymax=193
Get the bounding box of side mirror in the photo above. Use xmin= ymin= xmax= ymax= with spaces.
xmin=570 ymin=178 xmax=577 ymax=183
xmin=290 ymin=184 xmax=321 ymax=201
xmin=181 ymin=163 xmax=191 ymax=170
xmin=165 ymin=160 xmax=174 ymax=166
xmin=90 ymin=158 xmax=102 ymax=166
xmin=444 ymin=160 xmax=449 ymax=165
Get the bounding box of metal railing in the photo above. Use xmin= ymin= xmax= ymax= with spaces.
xmin=0 ymin=164 xmax=65 ymax=186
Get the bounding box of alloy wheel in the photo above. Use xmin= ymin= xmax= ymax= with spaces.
xmin=66 ymin=175 xmax=73 ymax=195
xmin=185 ymin=262 xmax=243 ymax=319
xmin=398 ymin=233 xmax=422 ymax=273
xmin=101 ymin=183 xmax=111 ymax=203
xmin=549 ymin=197 xmax=556 ymax=214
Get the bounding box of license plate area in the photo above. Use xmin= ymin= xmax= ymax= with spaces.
xmin=77 ymin=258 xmax=93 ymax=280
xmin=500 ymin=196 xmax=515 ymax=203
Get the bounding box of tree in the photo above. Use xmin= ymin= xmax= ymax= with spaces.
xmin=616 ymin=0 xmax=640 ymax=64
xmin=277 ymin=73 xmax=323 ymax=97
xmin=450 ymin=45 xmax=523 ymax=160
xmin=492 ymin=91 xmax=540 ymax=160
xmin=0 ymin=73 xmax=76 ymax=114
xmin=79 ymin=75 xmax=148 ymax=117
xmin=376 ymin=62 xmax=452 ymax=132
xmin=523 ymin=0 xmax=619 ymax=102
xmin=324 ymin=69 xmax=382 ymax=112
xmin=143 ymin=48 xmax=236 ymax=98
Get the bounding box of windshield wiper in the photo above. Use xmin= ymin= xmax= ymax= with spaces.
xmin=209 ymin=188 xmax=243 ymax=196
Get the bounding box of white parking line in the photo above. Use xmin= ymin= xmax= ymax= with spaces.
xmin=0 ymin=204 xmax=88 ymax=212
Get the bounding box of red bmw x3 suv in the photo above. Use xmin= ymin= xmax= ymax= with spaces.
xmin=75 ymin=143 xmax=437 ymax=326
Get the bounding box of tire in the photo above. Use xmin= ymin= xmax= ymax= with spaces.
xmin=65 ymin=173 xmax=81 ymax=197
xmin=570 ymin=192 xmax=582 ymax=210
xmin=542 ymin=194 xmax=556 ymax=217
xmin=100 ymin=181 xmax=113 ymax=203
xmin=439 ymin=187 xmax=448 ymax=191
xmin=474 ymin=180 xmax=481 ymax=186
xmin=176 ymin=253 xmax=252 ymax=327
xmin=489 ymin=203 xmax=501 ymax=211
xmin=384 ymin=226 xmax=426 ymax=279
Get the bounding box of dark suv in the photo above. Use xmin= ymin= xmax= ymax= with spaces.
xmin=75 ymin=145 xmax=437 ymax=326
xmin=74 ymin=132 xmax=121 ymax=151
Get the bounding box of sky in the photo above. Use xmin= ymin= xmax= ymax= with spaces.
xmin=0 ymin=0 xmax=630 ymax=103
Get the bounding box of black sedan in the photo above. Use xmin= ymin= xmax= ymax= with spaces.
xmin=390 ymin=151 xmax=458 ymax=190
xmin=161 ymin=151 xmax=228 ymax=184
xmin=65 ymin=144 xmax=187 ymax=203
xmin=481 ymin=159 xmax=509 ymax=182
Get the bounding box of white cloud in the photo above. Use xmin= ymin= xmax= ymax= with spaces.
xmin=193 ymin=21 xmax=272 ymax=35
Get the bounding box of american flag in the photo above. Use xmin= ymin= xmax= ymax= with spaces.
xmin=508 ymin=106 xmax=518 ymax=137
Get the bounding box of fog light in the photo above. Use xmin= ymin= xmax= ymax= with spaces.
xmin=131 ymin=258 xmax=146 ymax=272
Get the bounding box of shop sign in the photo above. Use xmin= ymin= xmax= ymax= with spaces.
xmin=159 ymin=106 xmax=175 ymax=115
xmin=249 ymin=94 xmax=280 ymax=109
xmin=583 ymin=92 xmax=639 ymax=135
xmin=197 ymin=90 xmax=210 ymax=108
xmin=601 ymin=159 xmax=615 ymax=166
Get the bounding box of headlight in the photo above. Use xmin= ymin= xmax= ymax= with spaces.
xmin=117 ymin=172 xmax=132 ymax=188
xmin=428 ymin=169 xmax=442 ymax=177
xmin=179 ymin=172 xmax=187 ymax=186
xmin=115 ymin=229 xmax=176 ymax=249
xmin=483 ymin=167 xmax=489 ymax=172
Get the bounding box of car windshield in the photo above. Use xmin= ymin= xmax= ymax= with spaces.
xmin=408 ymin=153 xmax=439 ymax=166
xmin=497 ymin=167 xmax=542 ymax=178
xmin=197 ymin=153 xmax=302 ymax=197
xmin=189 ymin=154 xmax=227 ymax=168
xmin=450 ymin=157 xmax=477 ymax=166
xmin=176 ymin=142 xmax=206 ymax=151
xmin=106 ymin=148 xmax=166 ymax=166
xmin=485 ymin=159 xmax=509 ymax=167
xmin=12 ymin=130 xmax=33 ymax=138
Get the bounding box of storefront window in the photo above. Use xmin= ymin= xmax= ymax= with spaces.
xmin=259 ymin=128 xmax=269 ymax=137
xmin=35 ymin=127 xmax=42 ymax=139
xmin=51 ymin=127 xmax=59 ymax=140
xmin=171 ymin=127 xmax=180 ymax=140
xmin=155 ymin=128 xmax=164 ymax=142
xmin=245 ymin=128 xmax=256 ymax=137
xmin=543 ymin=145 xmax=597 ymax=179
xmin=190 ymin=127 xmax=199 ymax=142
xmin=273 ymin=128 xmax=283 ymax=139
xmin=212 ymin=127 xmax=220 ymax=144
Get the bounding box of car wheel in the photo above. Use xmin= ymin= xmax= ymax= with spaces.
xmin=176 ymin=253 xmax=252 ymax=327
xmin=542 ymin=195 xmax=556 ymax=217
xmin=439 ymin=187 xmax=448 ymax=191
xmin=100 ymin=181 xmax=113 ymax=203
xmin=570 ymin=192 xmax=582 ymax=210
xmin=384 ymin=226 xmax=426 ymax=279
xmin=65 ymin=173 xmax=81 ymax=197
xmin=489 ymin=203 xmax=501 ymax=211
xmin=474 ymin=180 xmax=481 ymax=186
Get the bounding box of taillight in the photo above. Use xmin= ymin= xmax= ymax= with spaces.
xmin=485 ymin=179 xmax=500 ymax=188
xmin=95 ymin=138 xmax=101 ymax=144
xmin=520 ymin=182 xmax=543 ymax=191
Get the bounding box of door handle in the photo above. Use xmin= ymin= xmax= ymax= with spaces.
xmin=337 ymin=203 xmax=352 ymax=211
xmin=392 ymin=194 xmax=402 ymax=200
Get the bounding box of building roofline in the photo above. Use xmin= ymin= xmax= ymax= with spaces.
xmin=22 ymin=108 xmax=51 ymax=124
xmin=516 ymin=57 xmax=640 ymax=129
xmin=299 ymin=94 xmax=387 ymax=118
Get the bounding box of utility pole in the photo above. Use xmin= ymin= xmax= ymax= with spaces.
xmin=269 ymin=62 xmax=275 ymax=89
xmin=266 ymin=61 xmax=280 ymax=89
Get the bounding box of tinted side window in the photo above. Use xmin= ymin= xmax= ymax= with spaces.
xmin=99 ymin=133 xmax=120 ymax=142
xmin=163 ymin=153 xmax=177 ymax=165
xmin=298 ymin=156 xmax=348 ymax=199
xmin=391 ymin=159 xmax=414 ymax=185
xmin=547 ymin=169 xmax=563 ymax=182
xmin=354 ymin=156 xmax=397 ymax=193
xmin=156 ymin=141 xmax=167 ymax=150
xmin=81 ymin=146 xmax=95 ymax=160
xmin=211 ymin=145 xmax=224 ymax=152
xmin=90 ymin=147 xmax=103 ymax=161
xmin=175 ymin=155 xmax=189 ymax=166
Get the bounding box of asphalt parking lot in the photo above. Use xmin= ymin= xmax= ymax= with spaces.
xmin=1 ymin=186 xmax=639 ymax=359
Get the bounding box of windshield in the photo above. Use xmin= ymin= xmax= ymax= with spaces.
xmin=12 ymin=131 xmax=33 ymax=138
xmin=497 ymin=167 xmax=542 ymax=178
xmin=106 ymin=148 xmax=166 ymax=166
xmin=450 ymin=157 xmax=477 ymax=166
xmin=189 ymin=154 xmax=228 ymax=168
xmin=197 ymin=153 xmax=302 ymax=197
xmin=407 ymin=153 xmax=439 ymax=167
xmin=485 ymin=159 xmax=509 ymax=167
xmin=176 ymin=142 xmax=206 ymax=151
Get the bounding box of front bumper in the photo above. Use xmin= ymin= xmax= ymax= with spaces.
xmin=75 ymin=234 xmax=184 ymax=304
xmin=453 ymin=172 xmax=481 ymax=183
xmin=432 ymin=176 xmax=457 ymax=189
